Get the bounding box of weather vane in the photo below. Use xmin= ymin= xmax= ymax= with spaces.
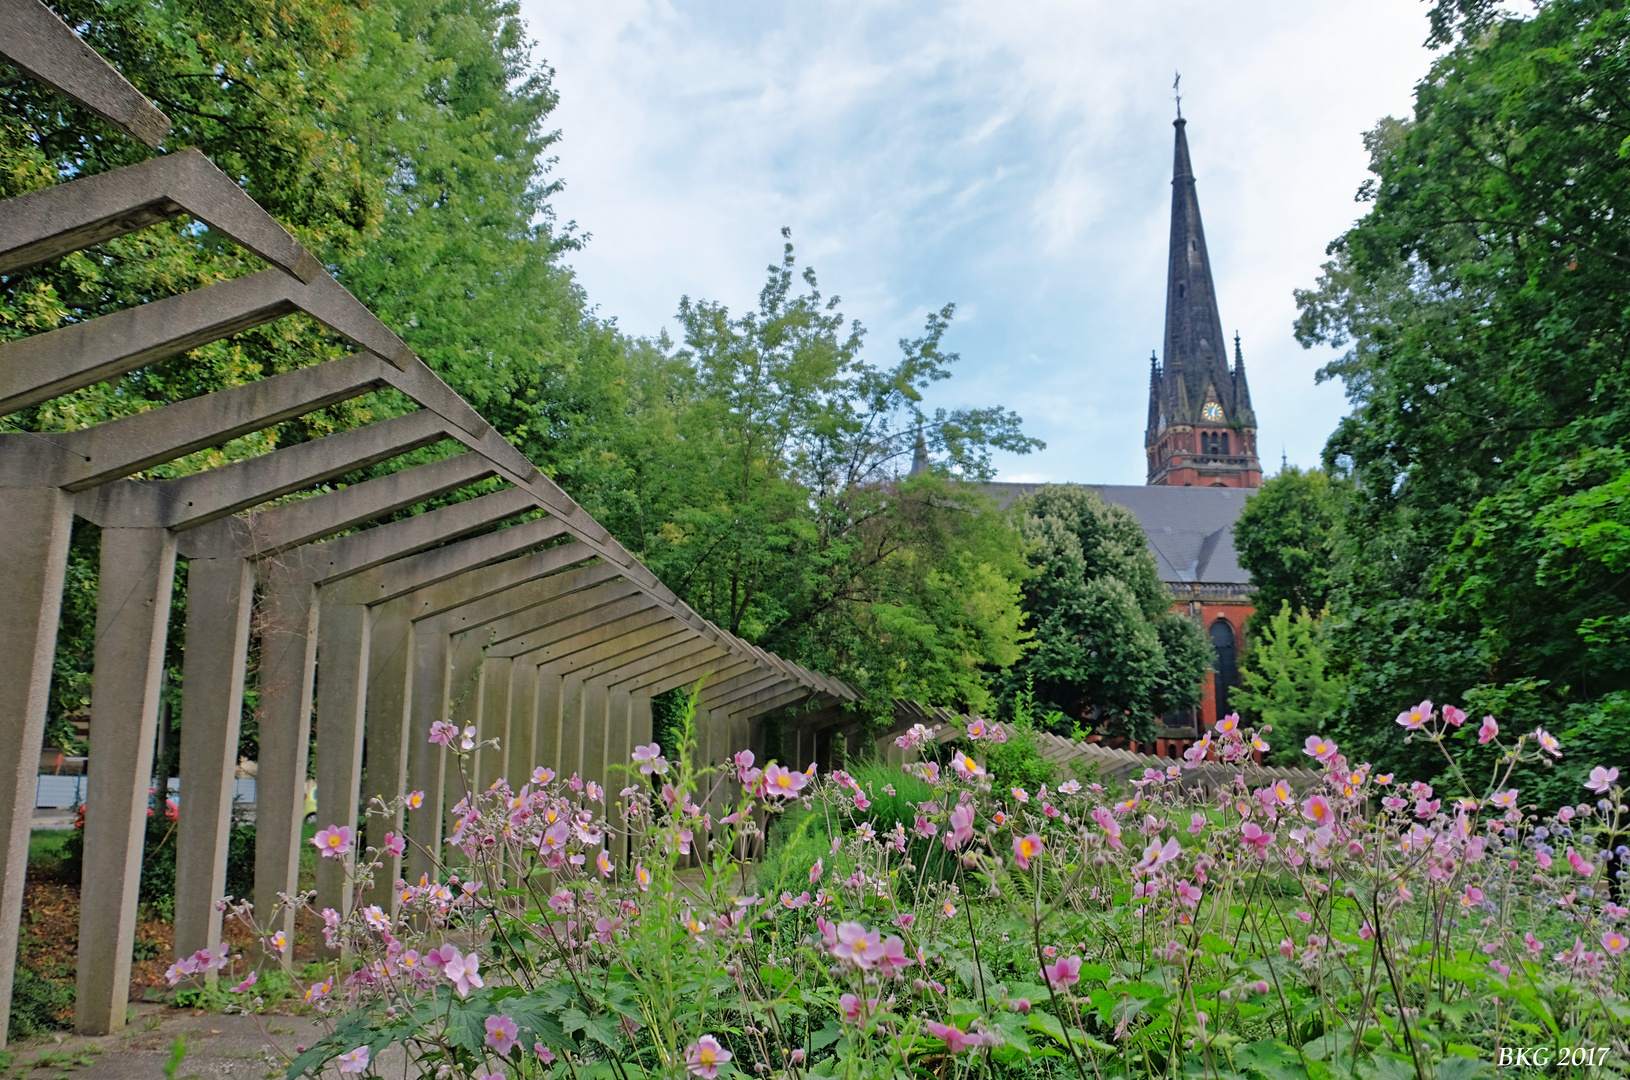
xmin=1173 ymin=71 xmax=1182 ymax=120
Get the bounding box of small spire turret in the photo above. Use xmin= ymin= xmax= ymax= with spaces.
xmin=909 ymin=422 xmax=930 ymax=477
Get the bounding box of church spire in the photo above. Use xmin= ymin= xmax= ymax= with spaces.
xmin=1232 ymin=330 xmax=1254 ymax=423
xmin=1145 ymin=111 xmax=1261 ymax=488
xmin=908 ymin=421 xmax=930 ymax=477
xmin=1161 ymin=116 xmax=1232 ymax=421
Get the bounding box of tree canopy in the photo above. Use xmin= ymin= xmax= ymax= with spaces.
xmin=1004 ymin=486 xmax=1211 ymax=741
xmin=1292 ymin=0 xmax=1630 ymax=798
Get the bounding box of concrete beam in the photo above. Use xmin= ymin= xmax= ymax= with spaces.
xmin=178 ymin=452 xmax=499 ymax=561
xmin=611 ymin=651 xmax=752 ymax=700
xmin=303 ymin=499 xmax=563 ymax=596
xmin=75 ymin=409 xmax=458 ymax=530
xmin=416 ymin=566 xmax=630 ymax=642
xmin=480 ymin=588 xmax=657 ymax=657
xmin=0 ymin=350 xmax=393 ymax=491
xmin=719 ymin=684 xmax=820 ymax=723
xmin=0 ymin=268 xmax=418 ymax=414
xmin=0 ymin=0 xmax=170 ymax=147
xmin=0 ymin=148 xmax=314 ymax=277
xmin=699 ymin=669 xmax=790 ymax=711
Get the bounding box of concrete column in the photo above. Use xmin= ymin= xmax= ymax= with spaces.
xmin=506 ymin=662 xmax=538 ymax=785
xmin=0 ymin=486 xmax=73 ymax=1046
xmin=581 ymin=680 xmax=610 ymax=803
xmin=173 ymin=556 xmax=253 ymax=970
xmin=476 ymin=657 xmax=512 ymax=793
xmin=631 ymin=694 xmax=654 ymax=753
xmin=253 ymin=565 xmax=318 ymax=949
xmin=404 ymin=627 xmax=449 ymax=885
xmin=604 ymin=688 xmax=632 ymax=862
xmin=557 ymin=677 xmax=586 ymax=783
xmin=442 ymin=631 xmax=486 ymax=854
xmin=75 ymin=526 xmax=178 ymax=1035
xmin=362 ymin=599 xmax=410 ymax=904
xmin=535 ymin=671 xmax=564 ymax=779
xmin=314 ymin=598 xmax=369 ymax=940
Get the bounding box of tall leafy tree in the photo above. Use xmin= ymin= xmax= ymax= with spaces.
xmin=1005 ymin=486 xmax=1212 ymax=741
xmin=615 ymin=236 xmax=1041 ymax=722
xmin=1231 ymin=467 xmax=1345 ymax=624
xmin=1295 ymin=0 xmax=1630 ymax=797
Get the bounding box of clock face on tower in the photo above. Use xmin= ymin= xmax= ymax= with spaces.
xmin=1202 ymin=402 xmax=1223 ymax=421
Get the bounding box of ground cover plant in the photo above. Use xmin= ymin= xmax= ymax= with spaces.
xmin=178 ymin=694 xmax=1627 ymax=1079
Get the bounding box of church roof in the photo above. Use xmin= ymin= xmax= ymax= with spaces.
xmin=979 ymin=482 xmax=1255 ymax=586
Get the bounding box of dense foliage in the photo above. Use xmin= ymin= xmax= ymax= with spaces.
xmin=0 ymin=0 xmax=1045 ymax=746
xmin=1230 ymin=468 xmax=1344 ymax=628
xmin=1229 ymin=604 xmax=1347 ymax=768
xmin=1282 ymin=0 xmax=1630 ymax=799
xmin=1005 ymin=487 xmax=1211 ymax=741
xmin=195 ymin=694 xmax=1629 ymax=1079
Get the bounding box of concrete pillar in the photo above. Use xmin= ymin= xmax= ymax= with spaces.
xmin=604 ymin=688 xmax=632 ymax=862
xmin=0 ymin=486 xmax=73 ymax=1046
xmin=506 ymin=662 xmax=538 ymax=786
xmin=557 ymin=677 xmax=586 ymax=783
xmin=363 ymin=599 xmax=410 ymax=904
xmin=536 ymin=671 xmax=564 ymax=780
xmin=404 ymin=627 xmax=449 ymax=885
xmin=580 ymin=680 xmax=610 ymax=803
xmin=173 ymin=556 xmax=253 ymax=971
xmin=313 ymin=598 xmax=369 ymax=941
xmin=75 ymin=526 xmax=178 ymax=1035
xmin=475 ymin=657 xmax=511 ymax=794
xmin=253 ymin=564 xmax=318 ymax=949
xmin=442 ymin=631 xmax=485 ymax=855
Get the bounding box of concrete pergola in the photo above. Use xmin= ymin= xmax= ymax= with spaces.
xmin=0 ymin=0 xmax=853 ymax=1042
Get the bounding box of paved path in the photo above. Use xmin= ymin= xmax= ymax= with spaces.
xmin=6 ymin=1004 xmax=405 ymax=1079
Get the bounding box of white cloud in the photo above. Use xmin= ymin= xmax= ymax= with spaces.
xmin=520 ymin=0 xmax=1437 ymax=482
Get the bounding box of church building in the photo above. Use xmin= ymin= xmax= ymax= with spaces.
xmin=985 ymin=113 xmax=1259 ymax=752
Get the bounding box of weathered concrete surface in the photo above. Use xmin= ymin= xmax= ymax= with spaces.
xmin=0 ymin=0 xmax=171 ymax=147
xmin=174 ymin=558 xmax=255 ymax=969
xmin=0 ymin=148 xmax=316 ymax=279
xmin=6 ymin=1004 xmax=406 ymax=1079
xmin=76 ymin=527 xmax=178 ymax=1035
xmin=0 ymin=487 xmax=74 ymax=1045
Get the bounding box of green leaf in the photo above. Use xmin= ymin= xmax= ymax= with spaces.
xmin=1435 ymin=1058 xmax=1492 ymax=1080
xmin=810 ymin=1019 xmax=844 ymax=1052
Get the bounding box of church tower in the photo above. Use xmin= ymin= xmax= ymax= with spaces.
xmin=1144 ymin=116 xmax=1261 ymax=487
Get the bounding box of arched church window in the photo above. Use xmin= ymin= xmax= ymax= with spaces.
xmin=1210 ymin=619 xmax=1237 ymax=720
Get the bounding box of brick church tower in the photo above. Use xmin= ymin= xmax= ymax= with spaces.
xmin=1145 ymin=116 xmax=1262 ymax=488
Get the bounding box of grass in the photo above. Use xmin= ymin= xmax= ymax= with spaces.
xmin=27 ymin=830 xmax=71 ymax=872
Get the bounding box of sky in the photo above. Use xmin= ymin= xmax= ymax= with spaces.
xmin=515 ymin=0 xmax=1441 ymax=485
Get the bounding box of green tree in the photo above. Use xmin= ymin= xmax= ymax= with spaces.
xmin=1231 ymin=466 xmax=1344 ymax=622
xmin=1006 ymin=486 xmax=1212 ymax=741
xmin=1294 ymin=0 xmax=1630 ymax=790
xmin=1229 ymin=603 xmax=1347 ymax=765
xmin=621 ymin=236 xmax=1042 ymax=724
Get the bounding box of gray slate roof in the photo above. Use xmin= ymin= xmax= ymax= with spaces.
xmin=980 ymin=482 xmax=1255 ymax=586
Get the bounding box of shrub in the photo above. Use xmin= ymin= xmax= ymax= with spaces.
xmin=6 ymin=966 xmax=73 ymax=1038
